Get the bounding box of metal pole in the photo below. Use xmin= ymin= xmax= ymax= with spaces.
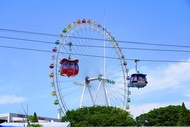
xmin=135 ymin=59 xmax=140 ymax=73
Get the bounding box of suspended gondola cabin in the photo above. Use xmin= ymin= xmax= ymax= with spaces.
xmin=129 ymin=73 xmax=148 ymax=88
xmin=60 ymin=58 xmax=79 ymax=77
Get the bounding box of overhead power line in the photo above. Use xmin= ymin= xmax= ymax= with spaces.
xmin=1 ymin=35 xmax=190 ymax=53
xmin=1 ymin=28 xmax=190 ymax=63
xmin=0 ymin=45 xmax=190 ymax=63
xmin=73 ymin=44 xmax=190 ymax=53
xmin=0 ymin=45 xmax=51 ymax=53
xmin=0 ymin=35 xmax=54 ymax=45
xmin=1 ymin=28 xmax=190 ymax=48
xmin=0 ymin=28 xmax=56 ymax=37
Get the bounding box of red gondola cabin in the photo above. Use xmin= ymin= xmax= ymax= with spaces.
xmin=60 ymin=58 xmax=79 ymax=77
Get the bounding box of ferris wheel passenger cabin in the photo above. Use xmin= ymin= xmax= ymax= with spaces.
xmin=129 ymin=73 xmax=148 ymax=88
xmin=60 ymin=58 xmax=79 ymax=77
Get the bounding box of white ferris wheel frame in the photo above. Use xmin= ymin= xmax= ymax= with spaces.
xmin=50 ymin=19 xmax=130 ymax=115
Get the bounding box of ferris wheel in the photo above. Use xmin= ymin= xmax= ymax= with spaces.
xmin=49 ymin=19 xmax=132 ymax=115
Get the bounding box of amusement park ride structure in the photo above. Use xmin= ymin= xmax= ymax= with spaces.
xmin=49 ymin=18 xmax=148 ymax=115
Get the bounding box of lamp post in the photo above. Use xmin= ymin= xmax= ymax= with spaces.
xmin=136 ymin=111 xmax=145 ymax=127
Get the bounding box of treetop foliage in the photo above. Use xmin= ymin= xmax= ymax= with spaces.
xmin=27 ymin=112 xmax=42 ymax=127
xmin=177 ymin=102 xmax=190 ymax=126
xmin=137 ymin=102 xmax=190 ymax=126
xmin=62 ymin=106 xmax=135 ymax=127
xmin=61 ymin=103 xmax=190 ymax=126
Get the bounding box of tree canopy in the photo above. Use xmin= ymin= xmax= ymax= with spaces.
xmin=28 ymin=112 xmax=38 ymax=122
xmin=61 ymin=103 xmax=190 ymax=126
xmin=27 ymin=112 xmax=42 ymax=127
xmin=177 ymin=102 xmax=190 ymax=126
xmin=136 ymin=103 xmax=190 ymax=126
xmin=61 ymin=106 xmax=135 ymax=127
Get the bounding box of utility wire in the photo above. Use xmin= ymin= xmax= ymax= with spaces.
xmin=1 ymin=28 xmax=190 ymax=48
xmin=1 ymin=21 xmax=190 ymax=41
xmin=0 ymin=35 xmax=54 ymax=45
xmin=1 ymin=35 xmax=190 ymax=53
xmin=0 ymin=45 xmax=51 ymax=53
xmin=73 ymin=44 xmax=190 ymax=53
xmin=1 ymin=45 xmax=190 ymax=63
xmin=1 ymin=28 xmax=190 ymax=63
xmin=0 ymin=28 xmax=56 ymax=37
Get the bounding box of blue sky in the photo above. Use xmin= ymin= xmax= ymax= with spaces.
xmin=0 ymin=0 xmax=190 ymax=119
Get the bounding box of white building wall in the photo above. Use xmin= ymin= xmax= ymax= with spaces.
xmin=0 ymin=113 xmax=60 ymax=123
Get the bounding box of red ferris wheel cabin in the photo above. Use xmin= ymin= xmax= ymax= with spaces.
xmin=60 ymin=58 xmax=79 ymax=77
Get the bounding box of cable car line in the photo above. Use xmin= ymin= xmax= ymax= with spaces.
xmin=117 ymin=40 xmax=190 ymax=48
xmin=72 ymin=44 xmax=190 ymax=53
xmin=1 ymin=35 xmax=190 ymax=53
xmin=139 ymin=59 xmax=190 ymax=63
xmin=0 ymin=35 xmax=54 ymax=45
xmin=1 ymin=28 xmax=190 ymax=48
xmin=66 ymin=52 xmax=190 ymax=63
xmin=0 ymin=45 xmax=51 ymax=53
xmin=0 ymin=28 xmax=56 ymax=37
xmin=1 ymin=22 xmax=190 ymax=41
xmin=1 ymin=44 xmax=190 ymax=63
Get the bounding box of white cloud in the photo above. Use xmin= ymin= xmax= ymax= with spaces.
xmin=154 ymin=61 xmax=190 ymax=87
xmin=184 ymin=92 xmax=190 ymax=98
xmin=129 ymin=101 xmax=190 ymax=118
xmin=0 ymin=95 xmax=27 ymax=105
xmin=129 ymin=103 xmax=165 ymax=118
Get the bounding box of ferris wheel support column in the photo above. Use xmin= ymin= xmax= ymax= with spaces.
xmin=87 ymin=85 xmax=95 ymax=106
xmin=80 ymin=83 xmax=86 ymax=108
xmin=85 ymin=76 xmax=99 ymax=106
xmin=103 ymin=82 xmax=110 ymax=106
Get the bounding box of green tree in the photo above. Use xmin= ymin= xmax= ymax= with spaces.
xmin=62 ymin=106 xmax=135 ymax=127
xmin=28 ymin=112 xmax=38 ymax=122
xmin=177 ymin=102 xmax=190 ymax=126
xmin=33 ymin=112 xmax=38 ymax=122
xmin=137 ymin=105 xmax=182 ymax=126
xmin=27 ymin=112 xmax=42 ymax=127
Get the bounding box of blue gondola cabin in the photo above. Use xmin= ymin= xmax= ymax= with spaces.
xmin=60 ymin=58 xmax=79 ymax=77
xmin=129 ymin=73 xmax=148 ymax=88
